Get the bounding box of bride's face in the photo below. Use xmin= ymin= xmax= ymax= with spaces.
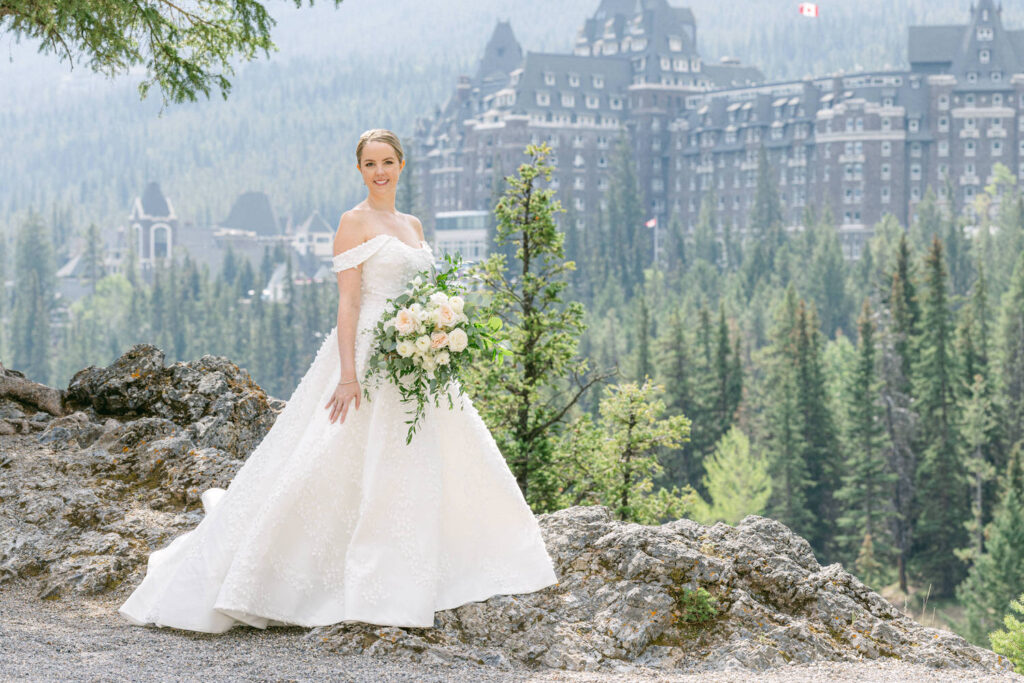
xmin=358 ymin=141 xmax=404 ymax=195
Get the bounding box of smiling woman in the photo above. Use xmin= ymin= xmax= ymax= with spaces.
xmin=0 ymin=0 xmax=343 ymax=106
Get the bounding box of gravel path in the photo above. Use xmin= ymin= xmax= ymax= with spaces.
xmin=1 ymin=579 xmax=1020 ymax=682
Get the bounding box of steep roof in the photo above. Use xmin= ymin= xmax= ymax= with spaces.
xmin=140 ymin=181 xmax=171 ymax=217
xmin=222 ymin=191 xmax=279 ymax=236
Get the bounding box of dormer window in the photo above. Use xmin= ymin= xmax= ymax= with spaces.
xmin=592 ymin=74 xmax=604 ymax=88
xmin=909 ymin=119 xmax=919 ymax=133
xmin=568 ymin=73 xmax=580 ymax=87
xmin=993 ymin=71 xmax=1003 ymax=82
xmin=978 ymin=27 xmax=994 ymax=41
xmin=966 ymin=93 xmax=976 ymax=106
xmin=669 ymin=36 xmax=683 ymax=51
xmin=968 ymin=71 xmax=978 ymax=83
xmin=544 ymin=71 xmax=555 ymax=86
xmin=980 ymin=49 xmax=990 ymax=64
xmin=994 ymin=93 xmax=1004 ymax=106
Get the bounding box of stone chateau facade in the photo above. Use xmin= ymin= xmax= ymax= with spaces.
xmin=412 ymin=0 xmax=1024 ymax=261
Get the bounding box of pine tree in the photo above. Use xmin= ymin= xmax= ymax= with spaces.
xmin=749 ymin=144 xmax=783 ymax=247
xmin=82 ymin=222 xmax=105 ymax=293
xmin=654 ymin=308 xmax=698 ymax=486
xmin=765 ymin=286 xmax=814 ymax=539
xmin=697 ymin=425 xmax=771 ymax=525
xmin=465 ymin=142 xmax=608 ymax=511
xmin=794 ymin=299 xmax=841 ymax=556
xmin=912 ymin=235 xmax=968 ymax=597
xmin=836 ymin=299 xmax=896 ymax=583
xmin=957 ymin=445 xmax=1024 ymax=645
xmin=999 ymin=250 xmax=1024 ymax=451
xmin=11 ymin=212 xmax=55 ymax=383
xmin=553 ymin=379 xmax=695 ymax=524
xmin=635 ymin=282 xmax=651 ymax=383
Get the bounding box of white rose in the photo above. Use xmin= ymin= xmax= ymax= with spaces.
xmin=416 ymin=323 xmax=426 ymax=335
xmin=396 ymin=340 xmax=416 ymax=357
xmin=410 ymin=302 xmax=423 ymax=315
xmin=414 ymin=335 xmax=431 ymax=353
xmin=422 ymin=355 xmax=437 ymax=373
xmin=429 ymin=291 xmax=448 ymax=306
xmin=435 ymin=350 xmax=450 ymax=365
xmin=412 ymin=276 xmax=423 ymax=286
xmin=436 ymin=303 xmax=457 ymax=328
xmin=394 ymin=308 xmax=418 ymax=335
xmin=448 ymin=327 xmax=468 ymax=352
xmin=449 ymin=295 xmax=464 ymax=313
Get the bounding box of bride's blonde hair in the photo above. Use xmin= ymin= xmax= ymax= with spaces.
xmin=357 ymin=129 xmax=405 ymax=165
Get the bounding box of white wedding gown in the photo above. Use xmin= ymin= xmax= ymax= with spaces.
xmin=118 ymin=233 xmax=559 ymax=632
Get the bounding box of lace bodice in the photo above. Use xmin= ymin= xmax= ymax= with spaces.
xmin=331 ymin=233 xmax=434 ymax=380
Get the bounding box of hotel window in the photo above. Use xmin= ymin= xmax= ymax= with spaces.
xmin=882 ymin=141 xmax=892 ymax=157
xmin=598 ymin=156 xmax=607 ymax=168
xmin=968 ymin=71 xmax=978 ymax=83
xmin=882 ymin=117 xmax=891 ymax=131
xmin=978 ymin=27 xmax=993 ymax=40
xmin=911 ymin=186 xmax=921 ymax=201
xmin=536 ymin=91 xmax=550 ymax=106
xmin=938 ymin=164 xmax=948 ymax=179
xmin=938 ymin=94 xmax=950 ymax=110
xmin=939 ymin=140 xmax=949 ymax=156
xmin=966 ymin=94 xmax=976 ymax=106
xmin=967 ymin=140 xmax=976 ymax=156
xmin=610 ymin=97 xmax=622 ymax=109
xmin=980 ymin=49 xmax=990 ymax=64
xmin=544 ymin=71 xmax=555 ymax=85
xmin=881 ymin=163 xmax=891 ymax=180
xmin=593 ymin=74 xmax=604 ymax=88
xmin=994 ymin=93 xmax=1003 ymax=106
xmin=966 ymin=116 xmax=977 ymax=129
xmin=993 ymin=71 xmax=1003 ymax=82
xmin=574 ymin=197 xmax=585 ymax=211
xmin=993 ymin=140 xmax=1003 ymax=156
xmin=856 ymin=117 xmax=864 ymax=131
xmin=586 ymin=95 xmax=599 ymax=108
xmin=938 ymin=116 xmax=949 ymax=132
xmin=562 ymin=93 xmax=575 ymax=107
xmin=909 ymin=119 xmax=919 ymax=133
xmin=882 ymin=186 xmax=890 ymax=203
xmin=910 ymin=163 xmax=921 ymax=181
xmin=569 ymin=73 xmax=580 ymax=87
xmin=573 ymin=177 xmax=585 ymax=189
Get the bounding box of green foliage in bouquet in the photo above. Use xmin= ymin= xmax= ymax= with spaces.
xmin=362 ymin=250 xmax=511 ymax=444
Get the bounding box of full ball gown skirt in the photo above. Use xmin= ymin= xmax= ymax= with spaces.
xmin=117 ymin=234 xmax=559 ymax=632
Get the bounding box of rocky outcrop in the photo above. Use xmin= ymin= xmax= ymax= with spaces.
xmin=0 ymin=347 xmax=1016 ymax=675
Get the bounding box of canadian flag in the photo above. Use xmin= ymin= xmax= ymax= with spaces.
xmin=798 ymin=2 xmax=819 ymax=17
xmin=644 ymin=217 xmax=657 ymax=228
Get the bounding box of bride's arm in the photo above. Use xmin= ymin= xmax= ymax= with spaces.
xmin=333 ymin=212 xmax=366 ymax=382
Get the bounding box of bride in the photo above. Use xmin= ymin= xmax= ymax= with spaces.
xmin=117 ymin=128 xmax=560 ymax=632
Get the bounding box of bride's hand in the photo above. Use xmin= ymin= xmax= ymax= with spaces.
xmin=325 ymin=379 xmax=361 ymax=424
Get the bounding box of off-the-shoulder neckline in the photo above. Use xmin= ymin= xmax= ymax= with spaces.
xmin=360 ymin=233 xmax=430 ymax=251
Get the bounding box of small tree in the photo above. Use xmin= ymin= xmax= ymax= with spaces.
xmin=989 ymin=593 xmax=1024 ymax=672
xmin=553 ymin=379 xmax=696 ymax=524
xmin=695 ymin=425 xmax=771 ymax=525
xmin=466 ymin=142 xmax=610 ymax=511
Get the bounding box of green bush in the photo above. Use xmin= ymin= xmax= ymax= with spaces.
xmin=673 ymin=586 xmax=719 ymax=626
xmin=990 ymin=593 xmax=1024 ymax=672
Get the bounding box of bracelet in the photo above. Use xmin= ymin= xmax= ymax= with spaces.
xmin=338 ymin=378 xmax=358 ymax=385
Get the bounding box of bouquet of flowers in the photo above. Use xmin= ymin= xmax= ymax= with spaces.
xmin=362 ymin=251 xmax=509 ymax=444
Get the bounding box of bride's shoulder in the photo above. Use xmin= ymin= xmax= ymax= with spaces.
xmin=334 ymin=208 xmax=371 ymax=251
xmin=401 ymin=212 xmax=425 ymax=241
